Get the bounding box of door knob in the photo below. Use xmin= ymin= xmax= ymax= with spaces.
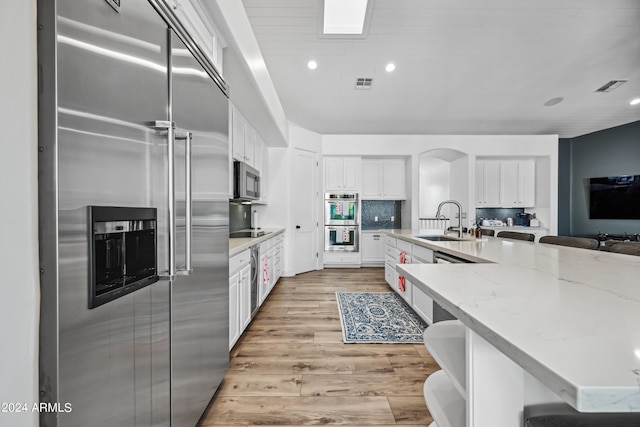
xmin=296 ymin=225 xmax=301 ymax=229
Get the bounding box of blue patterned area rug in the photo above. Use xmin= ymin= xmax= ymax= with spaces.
xmin=336 ymin=292 xmax=427 ymax=344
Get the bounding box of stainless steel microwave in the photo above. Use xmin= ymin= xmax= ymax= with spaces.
xmin=233 ymin=161 xmax=260 ymax=201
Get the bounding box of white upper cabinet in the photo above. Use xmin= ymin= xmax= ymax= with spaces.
xmin=477 ymin=159 xmax=536 ymax=208
xmin=362 ymin=160 xmax=383 ymax=198
xmin=500 ymin=160 xmax=535 ymax=207
xmin=230 ymin=104 xmax=262 ymax=171
xmin=476 ymin=160 xmax=501 ymax=207
xmin=243 ymin=125 xmax=256 ymax=168
xmin=517 ymin=160 xmax=536 ymax=207
xmin=382 ymin=159 xmax=406 ymax=199
xmin=362 ymin=159 xmax=406 ymax=200
xmin=231 ymin=105 xmax=246 ymax=162
xmin=166 ymin=0 xmax=224 ymax=72
xmin=324 ymin=157 xmax=361 ymax=192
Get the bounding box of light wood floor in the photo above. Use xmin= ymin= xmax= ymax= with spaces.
xmin=200 ymin=268 xmax=439 ymax=427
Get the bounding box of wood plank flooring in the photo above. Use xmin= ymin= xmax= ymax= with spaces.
xmin=199 ymin=268 xmax=439 ymax=426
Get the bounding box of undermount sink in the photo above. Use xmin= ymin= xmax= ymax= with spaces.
xmin=416 ymin=235 xmax=461 ymax=242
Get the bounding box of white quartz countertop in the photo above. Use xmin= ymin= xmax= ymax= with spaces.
xmin=387 ymin=229 xmax=640 ymax=412
xmin=229 ymin=228 xmax=285 ymax=256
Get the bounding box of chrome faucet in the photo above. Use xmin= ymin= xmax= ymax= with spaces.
xmin=435 ymin=200 xmax=463 ymax=238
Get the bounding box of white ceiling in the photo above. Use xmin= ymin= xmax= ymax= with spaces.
xmin=239 ymin=0 xmax=640 ymax=138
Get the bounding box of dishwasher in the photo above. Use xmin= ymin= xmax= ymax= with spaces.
xmin=250 ymin=245 xmax=259 ymax=317
xmin=432 ymin=251 xmax=473 ymax=322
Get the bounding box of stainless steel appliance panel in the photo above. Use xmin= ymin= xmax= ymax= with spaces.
xmin=135 ymin=286 xmax=153 ymax=427
xmin=151 ymin=279 xmax=171 ymax=427
xmin=169 ymin=31 xmax=229 ymax=427
xmin=324 ymin=226 xmax=360 ymax=252
xmin=39 ymin=1 xmax=171 ymax=425
xmin=324 ymin=193 xmax=359 ymax=225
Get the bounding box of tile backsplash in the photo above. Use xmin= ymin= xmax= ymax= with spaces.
xmin=229 ymin=202 xmax=251 ymax=232
xmin=361 ymin=200 xmax=402 ymax=230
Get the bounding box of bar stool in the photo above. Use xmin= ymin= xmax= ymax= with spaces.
xmin=527 ymin=413 xmax=640 ymax=427
xmin=496 ymin=230 xmax=535 ymax=242
xmin=480 ymin=229 xmax=495 ymax=237
xmin=538 ymin=236 xmax=599 ymax=250
xmin=609 ymin=242 xmax=640 ymax=256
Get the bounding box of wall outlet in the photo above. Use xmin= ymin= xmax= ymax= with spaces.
xmin=391 ymin=216 xmax=394 ymax=221
xmin=374 ymin=216 xmax=378 ymax=222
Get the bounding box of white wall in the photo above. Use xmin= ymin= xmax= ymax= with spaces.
xmin=419 ymin=157 xmax=450 ymax=217
xmin=0 ymin=1 xmax=39 ymax=426
xmin=258 ymin=124 xmax=322 ymax=275
xmin=323 ymin=134 xmax=559 ymax=234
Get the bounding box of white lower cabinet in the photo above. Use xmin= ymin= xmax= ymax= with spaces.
xmin=238 ymin=264 xmax=251 ymax=331
xmin=259 ymin=242 xmax=270 ymax=306
xmin=412 ymin=286 xmax=434 ymax=325
xmin=230 ymin=232 xmax=285 ymax=349
xmin=229 ymin=270 xmax=240 ymax=350
xmin=361 ymin=231 xmax=385 ymax=265
xmin=384 ymin=236 xmax=414 ymax=304
xmin=229 ymin=249 xmax=251 ymax=350
xmin=384 ymin=237 xmax=435 ymax=325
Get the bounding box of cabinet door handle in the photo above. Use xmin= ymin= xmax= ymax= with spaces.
xmin=296 ymin=225 xmax=301 ymax=229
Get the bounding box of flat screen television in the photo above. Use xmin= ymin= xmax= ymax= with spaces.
xmin=589 ymin=175 xmax=640 ymax=219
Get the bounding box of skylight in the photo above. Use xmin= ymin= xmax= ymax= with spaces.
xmin=323 ymin=0 xmax=369 ymax=34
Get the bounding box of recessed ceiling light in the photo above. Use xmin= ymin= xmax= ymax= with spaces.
xmin=385 ymin=63 xmax=396 ymax=72
xmin=307 ymin=60 xmax=318 ymax=70
xmin=630 ymin=98 xmax=640 ymax=106
xmin=323 ymin=0 xmax=369 ymax=34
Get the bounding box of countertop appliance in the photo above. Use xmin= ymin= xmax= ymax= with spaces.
xmin=482 ymin=219 xmax=504 ymax=226
xmin=516 ymin=213 xmax=532 ymax=226
xmin=233 ymin=160 xmax=261 ymax=201
xmin=37 ymin=1 xmax=229 ymax=425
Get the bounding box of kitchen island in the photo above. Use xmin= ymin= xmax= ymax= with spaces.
xmin=386 ymin=230 xmax=640 ymax=426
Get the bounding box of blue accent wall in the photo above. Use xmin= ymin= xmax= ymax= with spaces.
xmin=566 ymin=120 xmax=640 ymax=236
xmin=558 ymin=138 xmax=572 ymax=235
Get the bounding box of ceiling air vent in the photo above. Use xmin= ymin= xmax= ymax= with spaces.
xmin=595 ymin=80 xmax=627 ymax=93
xmin=354 ymin=77 xmax=373 ymax=90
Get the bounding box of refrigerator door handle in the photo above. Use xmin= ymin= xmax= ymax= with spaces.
xmin=148 ymin=120 xmax=177 ymax=279
xmin=175 ymin=129 xmax=193 ymax=275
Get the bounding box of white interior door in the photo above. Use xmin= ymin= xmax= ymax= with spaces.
xmin=292 ymin=148 xmax=318 ymax=275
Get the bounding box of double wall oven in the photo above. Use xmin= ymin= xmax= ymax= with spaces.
xmin=324 ymin=193 xmax=359 ymax=252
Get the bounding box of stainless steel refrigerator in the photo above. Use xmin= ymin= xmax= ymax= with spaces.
xmin=37 ymin=1 xmax=229 ymax=426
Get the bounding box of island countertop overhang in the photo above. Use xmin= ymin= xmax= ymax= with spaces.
xmin=385 ymin=229 xmax=640 ymax=413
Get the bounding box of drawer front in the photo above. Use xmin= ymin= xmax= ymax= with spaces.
xmin=384 ymin=235 xmax=397 ymax=247
xmin=229 ymin=249 xmax=250 ymax=274
xmin=384 ymin=253 xmax=396 ymax=267
xmin=412 ymin=245 xmax=434 ymax=263
xmin=384 ymin=263 xmax=394 ymax=286
xmin=397 ymin=277 xmax=413 ymax=305
xmin=396 ymin=238 xmax=412 ymax=253
xmin=386 ymin=246 xmax=400 ymax=260
xmin=274 ymin=233 xmax=285 ymax=245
